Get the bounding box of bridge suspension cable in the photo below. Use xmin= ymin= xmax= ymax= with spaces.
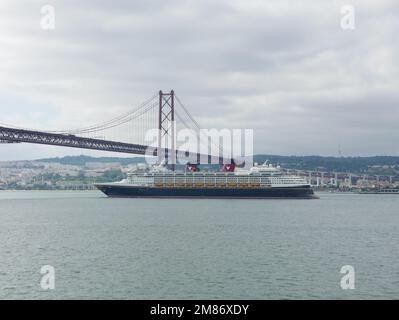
xmin=0 ymin=93 xmax=158 ymax=135
xmin=175 ymin=94 xmax=223 ymax=157
xmin=0 ymin=90 xmax=229 ymax=165
xmin=49 ymin=93 xmax=158 ymax=134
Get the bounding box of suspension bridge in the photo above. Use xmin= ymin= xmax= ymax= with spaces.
xmin=0 ymin=90 xmax=231 ymax=168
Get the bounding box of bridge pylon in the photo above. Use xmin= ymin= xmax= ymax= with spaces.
xmin=158 ymin=90 xmax=176 ymax=169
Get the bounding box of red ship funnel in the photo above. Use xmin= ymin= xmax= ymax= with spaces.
xmin=186 ymin=163 xmax=199 ymax=172
xmin=222 ymin=164 xmax=236 ymax=172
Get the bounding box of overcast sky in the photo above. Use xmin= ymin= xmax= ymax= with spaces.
xmin=0 ymin=0 xmax=398 ymax=160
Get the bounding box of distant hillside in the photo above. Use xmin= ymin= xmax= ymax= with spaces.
xmin=36 ymin=155 xmax=146 ymax=166
xmin=35 ymin=154 xmax=399 ymax=174
xmin=253 ymin=155 xmax=399 ymax=173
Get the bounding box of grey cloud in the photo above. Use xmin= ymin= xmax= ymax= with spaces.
xmin=0 ymin=0 xmax=398 ymax=159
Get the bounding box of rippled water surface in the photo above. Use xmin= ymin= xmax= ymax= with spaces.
xmin=0 ymin=191 xmax=398 ymax=299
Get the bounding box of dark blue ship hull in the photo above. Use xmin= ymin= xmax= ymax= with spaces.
xmin=95 ymin=184 xmax=317 ymax=199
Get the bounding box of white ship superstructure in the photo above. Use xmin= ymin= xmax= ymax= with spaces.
xmin=112 ymin=162 xmax=309 ymax=189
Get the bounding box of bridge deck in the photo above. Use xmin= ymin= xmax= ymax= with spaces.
xmin=0 ymin=126 xmax=225 ymax=164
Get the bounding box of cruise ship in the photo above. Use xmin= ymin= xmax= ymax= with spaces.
xmin=95 ymin=162 xmax=317 ymax=199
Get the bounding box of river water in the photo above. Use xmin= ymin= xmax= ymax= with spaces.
xmin=0 ymin=191 xmax=398 ymax=299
